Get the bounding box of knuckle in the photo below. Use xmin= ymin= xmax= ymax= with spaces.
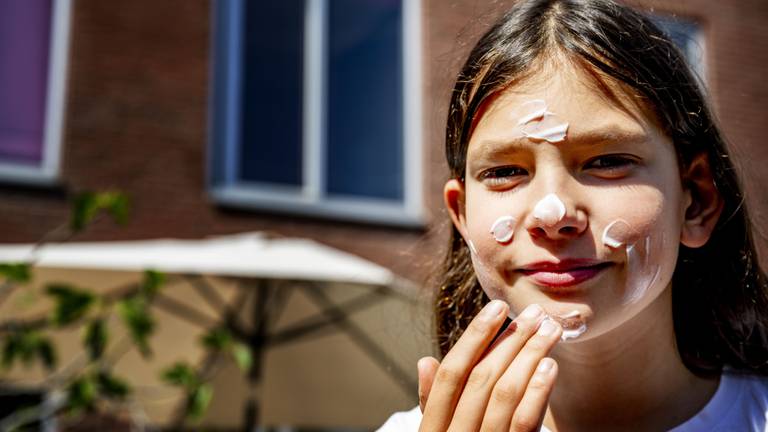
xmin=490 ymin=380 xmax=522 ymax=404
xmin=464 ymin=365 xmax=493 ymax=390
xmin=527 ymin=374 xmax=550 ymax=391
xmin=434 ymin=364 xmax=465 ymax=386
xmin=510 ymin=414 xmax=540 ymax=432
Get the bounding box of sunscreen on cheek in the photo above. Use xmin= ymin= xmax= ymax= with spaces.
xmin=490 ymin=215 xmax=517 ymax=243
xmin=602 ymin=219 xmax=665 ymax=306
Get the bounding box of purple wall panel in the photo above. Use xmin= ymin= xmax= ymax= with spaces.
xmin=0 ymin=0 xmax=52 ymax=164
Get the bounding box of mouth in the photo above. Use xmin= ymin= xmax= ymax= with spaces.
xmin=517 ymin=259 xmax=612 ymax=289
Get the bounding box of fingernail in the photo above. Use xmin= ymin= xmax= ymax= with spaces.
xmin=480 ymin=300 xmax=505 ymax=321
xmin=537 ymin=318 xmax=558 ymax=336
xmin=417 ymin=358 xmax=428 ymax=375
xmin=537 ymin=358 xmax=555 ymax=373
xmin=520 ymin=303 xmax=543 ymax=319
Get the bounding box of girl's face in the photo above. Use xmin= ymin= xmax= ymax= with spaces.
xmin=445 ymin=67 xmax=693 ymax=342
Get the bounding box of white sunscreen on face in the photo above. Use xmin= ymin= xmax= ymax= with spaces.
xmin=514 ymin=100 xmax=569 ymax=143
xmin=602 ymin=219 xmax=633 ymax=248
xmin=467 ymin=238 xmax=479 ymax=255
xmin=515 ymin=99 xmax=549 ymax=125
xmin=623 ymin=235 xmax=663 ymax=305
xmin=550 ymin=310 xmax=587 ymax=341
xmin=602 ymin=219 xmax=665 ymax=306
xmin=523 ymin=121 xmax=569 ymax=143
xmin=532 ymin=193 xmax=566 ymax=226
xmin=561 ymin=323 xmax=587 ymax=341
xmin=490 ymin=215 xmax=516 ymax=243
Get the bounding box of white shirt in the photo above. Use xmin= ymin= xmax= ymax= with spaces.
xmin=377 ymin=372 xmax=768 ymax=431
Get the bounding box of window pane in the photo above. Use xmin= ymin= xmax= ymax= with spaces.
xmin=239 ymin=0 xmax=304 ymax=186
xmin=653 ymin=16 xmax=704 ymax=80
xmin=326 ymin=0 xmax=404 ymax=201
xmin=0 ymin=0 xmax=51 ymax=165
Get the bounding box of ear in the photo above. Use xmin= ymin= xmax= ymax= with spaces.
xmin=680 ymin=153 xmax=724 ymax=248
xmin=444 ymin=178 xmax=469 ymax=239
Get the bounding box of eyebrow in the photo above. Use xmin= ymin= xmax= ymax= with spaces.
xmin=470 ymin=127 xmax=650 ymax=161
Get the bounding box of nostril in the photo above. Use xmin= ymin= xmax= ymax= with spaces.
xmin=531 ymin=227 xmax=547 ymax=237
xmin=559 ymin=226 xmax=577 ymax=235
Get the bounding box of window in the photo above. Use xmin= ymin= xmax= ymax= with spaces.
xmin=653 ymin=15 xmax=706 ymax=85
xmin=209 ymin=0 xmax=424 ymax=227
xmin=0 ymin=0 xmax=71 ymax=185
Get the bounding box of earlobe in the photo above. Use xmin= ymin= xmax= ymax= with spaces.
xmin=680 ymin=153 xmax=724 ymax=248
xmin=443 ymin=178 xmax=469 ymax=239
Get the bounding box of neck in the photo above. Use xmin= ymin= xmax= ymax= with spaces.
xmin=544 ymin=287 xmax=719 ymax=432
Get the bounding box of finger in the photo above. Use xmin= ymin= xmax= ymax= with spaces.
xmin=509 ymin=358 xmax=558 ymax=432
xmin=446 ymin=304 xmax=546 ymax=431
xmin=480 ymin=318 xmax=561 ymax=429
xmin=418 ymin=356 xmax=440 ymax=413
xmin=420 ymin=300 xmax=508 ymax=431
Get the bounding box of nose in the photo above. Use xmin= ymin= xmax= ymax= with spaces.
xmin=524 ymin=192 xmax=588 ymax=241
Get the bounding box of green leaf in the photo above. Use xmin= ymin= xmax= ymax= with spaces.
xmin=71 ymin=192 xmax=99 ymax=232
xmin=140 ymin=270 xmax=164 ymax=298
xmin=187 ymin=384 xmax=213 ymax=421
xmin=160 ymin=362 xmax=198 ymax=389
xmin=2 ymin=331 xmax=57 ymax=370
xmin=97 ymin=371 xmax=130 ymax=399
xmin=0 ymin=263 xmax=31 ymax=283
xmin=71 ymin=191 xmax=130 ymax=232
xmin=200 ymin=327 xmax=232 ymax=351
xmin=83 ymin=319 xmax=108 ymax=361
xmin=232 ymin=343 xmax=252 ymax=372
xmin=2 ymin=334 xmax=20 ymax=368
xmin=117 ymin=297 xmax=154 ymax=357
xmin=46 ymin=284 xmax=95 ymax=326
xmin=66 ymin=375 xmax=97 ymax=414
xmin=37 ymin=337 xmax=57 ymax=370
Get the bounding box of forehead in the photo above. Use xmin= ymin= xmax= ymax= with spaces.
xmin=468 ymin=65 xmax=659 ymax=153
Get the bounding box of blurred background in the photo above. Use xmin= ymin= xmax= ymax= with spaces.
xmin=0 ymin=0 xmax=766 ymax=430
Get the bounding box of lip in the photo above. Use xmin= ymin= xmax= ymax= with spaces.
xmin=517 ymin=259 xmax=612 ymax=289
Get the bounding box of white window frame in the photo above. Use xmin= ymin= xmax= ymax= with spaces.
xmin=0 ymin=0 xmax=72 ymax=186
xmin=209 ymin=0 xmax=424 ymax=227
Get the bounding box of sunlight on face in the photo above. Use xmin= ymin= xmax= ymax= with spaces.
xmin=459 ymin=66 xmax=687 ymax=342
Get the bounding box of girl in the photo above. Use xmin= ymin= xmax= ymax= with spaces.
xmin=379 ymin=0 xmax=768 ymax=430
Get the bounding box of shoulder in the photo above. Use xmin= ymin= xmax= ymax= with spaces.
xmin=731 ymin=371 xmax=768 ymax=406
xmin=673 ymin=371 xmax=768 ymax=432
xmin=722 ymin=372 xmax=768 ymax=430
xmin=376 ymin=406 xmax=422 ymax=432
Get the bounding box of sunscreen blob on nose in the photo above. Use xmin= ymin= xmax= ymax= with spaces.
xmin=532 ymin=193 xmax=566 ymax=226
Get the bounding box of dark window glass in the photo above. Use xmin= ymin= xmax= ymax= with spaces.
xmin=239 ymin=0 xmax=304 ymax=186
xmin=0 ymin=0 xmax=52 ymax=165
xmin=326 ymin=0 xmax=404 ymax=201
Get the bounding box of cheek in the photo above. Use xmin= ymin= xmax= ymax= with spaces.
xmin=464 ymin=191 xmax=527 ymax=253
xmin=597 ymin=187 xmax=681 ymax=305
xmin=463 ymin=192 xmax=520 ymax=297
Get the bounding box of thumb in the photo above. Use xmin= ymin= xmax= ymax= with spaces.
xmin=417 ymin=356 xmax=440 ymax=413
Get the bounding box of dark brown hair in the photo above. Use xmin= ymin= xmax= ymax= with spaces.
xmin=436 ymin=0 xmax=768 ymax=376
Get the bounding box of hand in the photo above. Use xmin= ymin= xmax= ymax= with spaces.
xmin=417 ymin=301 xmax=561 ymax=431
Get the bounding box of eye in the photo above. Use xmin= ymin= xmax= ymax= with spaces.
xmin=478 ymin=166 xmax=528 ymax=189
xmin=583 ymin=154 xmax=639 ymax=176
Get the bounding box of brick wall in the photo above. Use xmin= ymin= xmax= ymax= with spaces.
xmin=0 ymin=0 xmax=766 ymax=284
